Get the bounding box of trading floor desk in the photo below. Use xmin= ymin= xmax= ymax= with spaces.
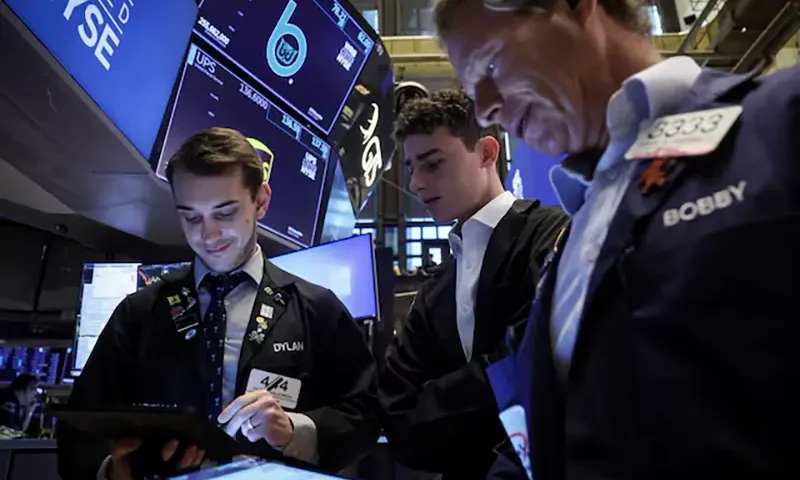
xmin=0 ymin=439 xmax=58 ymax=480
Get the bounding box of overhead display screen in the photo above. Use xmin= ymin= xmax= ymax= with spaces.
xmin=4 ymin=0 xmax=197 ymax=158
xmin=157 ymin=44 xmax=330 ymax=247
xmin=195 ymin=0 xmax=374 ymax=134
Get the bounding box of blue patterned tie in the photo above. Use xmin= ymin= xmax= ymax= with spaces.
xmin=201 ymin=272 xmax=249 ymax=420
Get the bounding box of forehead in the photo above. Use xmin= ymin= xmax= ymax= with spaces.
xmin=172 ymin=168 xmax=249 ymax=202
xmin=403 ymin=128 xmax=468 ymax=158
xmin=441 ymin=3 xmax=507 ymax=78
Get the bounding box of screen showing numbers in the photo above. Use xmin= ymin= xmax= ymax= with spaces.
xmin=195 ymin=0 xmax=373 ymax=134
xmin=156 ymin=44 xmax=330 ymax=247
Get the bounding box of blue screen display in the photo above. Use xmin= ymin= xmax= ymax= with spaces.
xmin=157 ymin=44 xmax=331 ymax=248
xmin=505 ymin=138 xmax=563 ymax=206
xmin=196 ymin=0 xmax=374 ymax=134
xmin=270 ymin=234 xmax=378 ymax=320
xmin=4 ymin=0 xmax=197 ymax=158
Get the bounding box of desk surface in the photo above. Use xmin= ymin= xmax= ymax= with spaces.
xmin=0 ymin=439 xmax=56 ymax=451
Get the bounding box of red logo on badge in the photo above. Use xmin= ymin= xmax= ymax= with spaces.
xmin=640 ymin=158 xmax=676 ymax=195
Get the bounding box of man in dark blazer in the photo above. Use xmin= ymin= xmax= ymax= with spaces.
xmin=58 ymin=128 xmax=380 ymax=480
xmin=435 ymin=0 xmax=800 ymax=479
xmin=379 ymin=89 xmax=568 ymax=479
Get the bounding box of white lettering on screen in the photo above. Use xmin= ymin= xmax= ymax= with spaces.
xmin=63 ymin=0 xmax=135 ymax=71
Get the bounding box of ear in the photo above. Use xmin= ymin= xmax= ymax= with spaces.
xmin=477 ymin=135 xmax=500 ymax=168
xmin=570 ymin=0 xmax=597 ymax=27
xmin=255 ymin=182 xmax=271 ymax=220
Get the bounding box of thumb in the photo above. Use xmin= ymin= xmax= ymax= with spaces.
xmin=110 ymin=438 xmax=141 ymax=459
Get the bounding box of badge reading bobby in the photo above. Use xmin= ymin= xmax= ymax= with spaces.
xmin=245 ymin=369 xmax=301 ymax=410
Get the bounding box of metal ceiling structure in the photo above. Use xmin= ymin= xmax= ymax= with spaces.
xmin=384 ymin=0 xmax=800 ymax=85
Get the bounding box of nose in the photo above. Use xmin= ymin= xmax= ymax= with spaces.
xmin=474 ymin=79 xmax=503 ymax=127
xmin=408 ymin=169 xmax=425 ymax=195
xmin=200 ymin=218 xmax=222 ymax=242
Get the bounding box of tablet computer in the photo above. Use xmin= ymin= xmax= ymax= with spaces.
xmin=49 ymin=405 xmax=264 ymax=461
xmin=170 ymin=459 xmax=349 ymax=479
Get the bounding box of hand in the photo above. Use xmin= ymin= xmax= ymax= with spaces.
xmin=218 ymin=391 xmax=294 ymax=448
xmin=108 ymin=438 xmax=205 ymax=480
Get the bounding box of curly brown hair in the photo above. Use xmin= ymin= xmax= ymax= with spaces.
xmin=394 ymin=88 xmax=489 ymax=149
xmin=434 ymin=0 xmax=651 ymax=37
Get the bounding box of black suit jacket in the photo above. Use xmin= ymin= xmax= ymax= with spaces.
xmin=57 ymin=259 xmax=380 ymax=479
xmin=379 ymin=200 xmax=568 ymax=478
xmin=490 ymin=65 xmax=800 ymax=480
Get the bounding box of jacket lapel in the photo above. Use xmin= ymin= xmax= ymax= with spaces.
xmin=578 ymin=69 xmax=760 ymax=332
xmin=235 ymin=259 xmax=294 ymax=395
xmin=424 ymin=257 xmax=467 ymax=365
xmin=472 ymin=200 xmax=538 ymax=355
xmin=158 ymin=265 xmax=210 ymax=391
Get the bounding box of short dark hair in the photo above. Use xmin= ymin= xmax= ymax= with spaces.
xmin=165 ymin=127 xmax=265 ymax=199
xmin=10 ymin=374 xmax=37 ymax=392
xmin=434 ymin=0 xmax=651 ymax=37
xmin=394 ymin=88 xmax=488 ymax=149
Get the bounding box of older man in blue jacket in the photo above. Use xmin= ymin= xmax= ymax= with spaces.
xmin=431 ymin=0 xmax=800 ymax=479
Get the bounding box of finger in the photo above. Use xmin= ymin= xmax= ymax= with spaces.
xmin=110 ymin=438 xmax=141 ymax=459
xmin=243 ymin=403 xmax=281 ymax=443
xmin=218 ymin=391 xmax=266 ymax=423
xmin=161 ymin=439 xmax=180 ymax=461
xmin=191 ymin=448 xmax=206 ymax=467
xmin=224 ymin=396 xmax=274 ymax=437
xmin=178 ymin=445 xmax=198 ymax=470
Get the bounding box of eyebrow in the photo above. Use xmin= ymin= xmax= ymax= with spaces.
xmin=403 ymin=148 xmax=442 ymax=167
xmin=176 ymin=200 xmax=239 ymax=211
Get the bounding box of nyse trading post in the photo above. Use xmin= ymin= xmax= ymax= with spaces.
xmin=4 ymin=0 xmax=197 ymax=157
xmin=157 ymin=44 xmax=330 ymax=247
xmin=195 ymin=0 xmax=374 ymax=134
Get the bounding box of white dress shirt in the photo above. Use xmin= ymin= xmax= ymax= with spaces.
xmin=549 ymin=56 xmax=704 ymax=378
xmin=448 ymin=191 xmax=517 ymax=361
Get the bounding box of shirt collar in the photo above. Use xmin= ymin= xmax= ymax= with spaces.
xmin=194 ymin=243 xmax=264 ymax=290
xmin=448 ymin=191 xmax=516 ymax=252
xmin=549 ymin=56 xmax=704 ymax=214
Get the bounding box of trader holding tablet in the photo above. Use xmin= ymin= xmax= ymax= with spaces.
xmin=57 ymin=127 xmax=380 ymax=480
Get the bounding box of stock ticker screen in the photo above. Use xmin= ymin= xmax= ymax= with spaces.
xmin=195 ymin=0 xmax=374 ymax=134
xmin=72 ymin=262 xmax=189 ymax=376
xmin=0 ymin=346 xmax=73 ymax=385
xmin=157 ymin=44 xmax=330 ymax=247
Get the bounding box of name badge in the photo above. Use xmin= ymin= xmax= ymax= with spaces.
xmin=245 ymin=369 xmax=301 ymax=410
xmin=625 ymin=106 xmax=743 ymax=160
xmin=499 ymin=405 xmax=533 ymax=480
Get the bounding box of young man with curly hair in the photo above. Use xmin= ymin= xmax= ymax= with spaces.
xmin=379 ymin=89 xmax=568 ymax=479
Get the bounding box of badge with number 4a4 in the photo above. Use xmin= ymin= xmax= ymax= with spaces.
xmin=245 ymin=369 xmax=301 ymax=410
xmin=625 ymin=106 xmax=743 ymax=160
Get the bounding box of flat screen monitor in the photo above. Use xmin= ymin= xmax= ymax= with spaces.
xmin=72 ymin=262 xmax=190 ymax=376
xmin=269 ymin=234 xmax=378 ymax=320
xmin=4 ymin=0 xmax=198 ymax=158
xmin=194 ymin=0 xmax=374 ymax=134
xmin=0 ymin=346 xmax=73 ymax=385
xmin=156 ymin=43 xmax=330 ymax=248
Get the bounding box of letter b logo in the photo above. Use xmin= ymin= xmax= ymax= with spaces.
xmin=267 ymin=0 xmax=307 ymax=77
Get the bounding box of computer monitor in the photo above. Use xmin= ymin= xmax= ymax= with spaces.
xmin=0 ymin=346 xmax=73 ymax=385
xmin=194 ymin=0 xmax=375 ymax=135
xmin=155 ymin=43 xmax=331 ymax=248
xmin=72 ymin=262 xmax=190 ymax=376
xmin=269 ymin=234 xmax=378 ymax=321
